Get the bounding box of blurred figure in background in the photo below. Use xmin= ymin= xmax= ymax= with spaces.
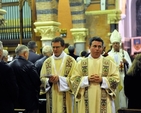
xmin=2 ymin=49 xmax=9 ymax=63
xmin=0 ymin=41 xmax=18 ymax=113
xmin=68 ymin=45 xmax=79 ymax=60
xmin=124 ymin=54 xmax=141 ymax=109
xmin=27 ymin=41 xmax=41 ymax=63
xmin=76 ymin=50 xmax=87 ymax=62
xmin=9 ymin=45 xmax=41 ymax=113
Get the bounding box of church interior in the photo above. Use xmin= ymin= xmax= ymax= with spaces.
xmin=0 ymin=0 xmax=140 ymax=57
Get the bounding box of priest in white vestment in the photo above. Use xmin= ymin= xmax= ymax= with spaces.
xmin=40 ymin=37 xmax=76 ymax=113
xmin=71 ymin=36 xmax=120 ymax=113
xmin=108 ymin=30 xmax=132 ymax=112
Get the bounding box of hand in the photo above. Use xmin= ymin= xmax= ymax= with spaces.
xmin=93 ymin=75 xmax=102 ymax=83
xmin=123 ymin=58 xmax=129 ymax=66
xmin=49 ymin=75 xmax=59 ymax=84
xmin=88 ymin=74 xmax=102 ymax=83
xmin=122 ymin=58 xmax=127 ymax=63
xmin=88 ymin=75 xmax=95 ymax=82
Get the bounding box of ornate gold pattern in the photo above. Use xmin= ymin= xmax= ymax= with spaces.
xmin=100 ymin=58 xmax=110 ymax=113
xmin=100 ymin=89 xmax=107 ymax=113
xmin=64 ymin=56 xmax=74 ymax=77
xmin=81 ymin=58 xmax=89 ymax=113
xmin=45 ymin=57 xmax=52 ymax=75
xmin=72 ymin=76 xmax=81 ymax=95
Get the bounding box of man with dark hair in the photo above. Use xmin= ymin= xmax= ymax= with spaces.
xmin=0 ymin=41 xmax=18 ymax=113
xmin=40 ymin=37 xmax=76 ymax=113
xmin=27 ymin=41 xmax=41 ymax=63
xmin=68 ymin=45 xmax=79 ymax=60
xmin=9 ymin=45 xmax=41 ymax=113
xmin=71 ymin=36 xmax=120 ymax=113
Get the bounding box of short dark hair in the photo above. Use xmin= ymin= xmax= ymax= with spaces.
xmin=51 ymin=37 xmax=65 ymax=47
xmin=89 ymin=36 xmax=104 ymax=47
xmin=27 ymin=41 xmax=37 ymax=49
xmin=68 ymin=45 xmax=75 ymax=53
xmin=80 ymin=50 xmax=87 ymax=57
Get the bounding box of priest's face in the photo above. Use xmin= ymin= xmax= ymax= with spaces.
xmin=89 ymin=41 xmax=103 ymax=58
xmin=52 ymin=41 xmax=64 ymax=57
xmin=112 ymin=42 xmax=120 ymax=52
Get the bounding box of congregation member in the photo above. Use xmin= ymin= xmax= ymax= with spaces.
xmin=27 ymin=41 xmax=41 ymax=63
xmin=108 ymin=29 xmax=132 ymax=112
xmin=0 ymin=41 xmax=18 ymax=113
xmin=35 ymin=45 xmax=53 ymax=76
xmin=2 ymin=49 xmax=9 ymax=62
xmin=76 ymin=50 xmax=87 ymax=62
xmin=70 ymin=36 xmax=120 ymax=113
xmin=68 ymin=45 xmax=79 ymax=60
xmin=40 ymin=37 xmax=76 ymax=113
xmin=9 ymin=45 xmax=41 ymax=113
xmin=124 ymin=54 xmax=141 ymax=109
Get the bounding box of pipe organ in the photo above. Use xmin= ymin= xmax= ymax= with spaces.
xmin=0 ymin=0 xmax=32 ymax=53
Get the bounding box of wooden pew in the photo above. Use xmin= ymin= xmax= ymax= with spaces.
xmin=118 ymin=108 xmax=141 ymax=113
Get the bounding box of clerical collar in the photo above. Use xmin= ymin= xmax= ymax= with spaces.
xmin=88 ymin=54 xmax=102 ymax=59
xmin=52 ymin=51 xmax=67 ymax=59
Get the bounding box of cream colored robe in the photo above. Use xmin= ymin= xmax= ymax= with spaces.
xmin=108 ymin=48 xmax=132 ymax=112
xmin=40 ymin=54 xmax=76 ymax=113
xmin=71 ymin=55 xmax=120 ymax=113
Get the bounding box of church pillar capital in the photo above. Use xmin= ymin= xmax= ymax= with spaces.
xmin=70 ymin=28 xmax=88 ymax=43
xmin=34 ymin=21 xmax=61 ymax=41
xmin=107 ymin=11 xmax=121 ymax=24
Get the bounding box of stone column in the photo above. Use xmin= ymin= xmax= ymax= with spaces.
xmin=70 ymin=28 xmax=88 ymax=55
xmin=34 ymin=0 xmax=60 ymax=46
xmin=69 ymin=0 xmax=88 ymax=55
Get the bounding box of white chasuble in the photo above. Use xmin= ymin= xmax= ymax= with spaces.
xmin=108 ymin=49 xmax=132 ymax=111
xmin=40 ymin=54 xmax=76 ymax=113
xmin=71 ymin=55 xmax=120 ymax=113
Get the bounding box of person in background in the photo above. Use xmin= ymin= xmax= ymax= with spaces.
xmin=70 ymin=36 xmax=120 ymax=113
xmin=76 ymin=50 xmax=87 ymax=62
xmin=68 ymin=45 xmax=79 ymax=60
xmin=108 ymin=29 xmax=132 ymax=112
xmin=40 ymin=37 xmax=76 ymax=113
xmin=2 ymin=49 xmax=9 ymax=62
xmin=124 ymin=54 xmax=141 ymax=109
xmin=0 ymin=41 xmax=18 ymax=113
xmin=35 ymin=45 xmax=53 ymax=76
xmin=27 ymin=41 xmax=41 ymax=63
xmin=9 ymin=45 xmax=41 ymax=113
